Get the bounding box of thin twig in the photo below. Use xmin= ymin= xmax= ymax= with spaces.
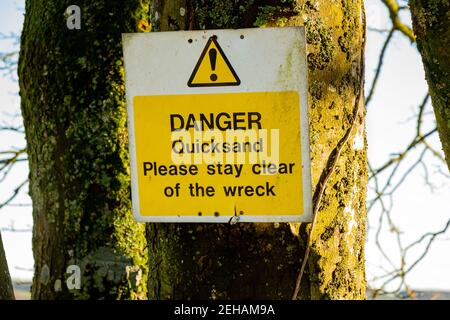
xmin=366 ymin=28 xmax=395 ymax=106
xmin=0 ymin=180 xmax=28 ymax=210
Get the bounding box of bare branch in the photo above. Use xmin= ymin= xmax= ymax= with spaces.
xmin=380 ymin=0 xmax=415 ymax=42
xmin=0 ymin=125 xmax=24 ymax=133
xmin=0 ymin=227 xmax=32 ymax=233
xmin=370 ymin=128 xmax=437 ymax=178
xmin=405 ymin=219 xmax=450 ymax=253
xmin=366 ymin=28 xmax=395 ymax=106
xmin=0 ymin=180 xmax=28 ymax=211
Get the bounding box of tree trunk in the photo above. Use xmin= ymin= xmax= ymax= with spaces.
xmin=409 ymin=0 xmax=450 ymax=171
xmin=0 ymin=232 xmax=14 ymax=300
xmin=147 ymin=0 xmax=367 ymax=300
xmin=18 ymin=1 xmax=150 ymax=299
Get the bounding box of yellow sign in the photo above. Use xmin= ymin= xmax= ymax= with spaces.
xmin=133 ymin=91 xmax=304 ymax=220
xmin=187 ymin=36 xmax=240 ymax=87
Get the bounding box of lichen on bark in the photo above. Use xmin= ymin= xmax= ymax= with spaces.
xmin=410 ymin=0 xmax=450 ymax=171
xmin=19 ymin=0 xmax=150 ymax=299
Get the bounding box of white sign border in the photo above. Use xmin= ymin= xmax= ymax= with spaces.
xmin=122 ymin=27 xmax=312 ymax=223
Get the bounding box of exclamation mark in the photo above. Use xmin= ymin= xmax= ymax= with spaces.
xmin=209 ymin=48 xmax=217 ymax=82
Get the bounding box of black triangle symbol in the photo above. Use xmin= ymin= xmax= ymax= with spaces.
xmin=187 ymin=35 xmax=241 ymax=87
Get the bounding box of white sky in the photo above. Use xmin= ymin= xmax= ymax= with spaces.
xmin=365 ymin=0 xmax=450 ymax=292
xmin=0 ymin=0 xmax=449 ymax=293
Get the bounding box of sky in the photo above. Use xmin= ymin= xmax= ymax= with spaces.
xmin=0 ymin=0 xmax=449 ymax=293
xmin=0 ymin=0 xmax=33 ymax=283
xmin=364 ymin=0 xmax=450 ymax=292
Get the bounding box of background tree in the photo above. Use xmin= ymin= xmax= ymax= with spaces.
xmin=0 ymin=232 xmax=14 ymax=300
xmin=409 ymin=0 xmax=450 ymax=171
xmin=147 ymin=0 xmax=367 ymax=300
xmin=18 ymin=1 xmax=151 ymax=299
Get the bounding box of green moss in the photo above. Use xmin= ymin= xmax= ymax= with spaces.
xmin=191 ymin=0 xmax=253 ymax=29
xmin=19 ymin=0 xmax=150 ymax=300
xmin=254 ymin=3 xmax=299 ymax=27
xmin=147 ymin=223 xmax=306 ymax=299
xmin=305 ymin=18 xmax=335 ymax=70
xmin=190 ymin=0 xmax=299 ymax=30
xmin=410 ymin=0 xmax=450 ymax=169
xmin=338 ymin=0 xmax=359 ymax=60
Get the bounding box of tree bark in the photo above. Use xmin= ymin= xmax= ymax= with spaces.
xmin=19 ymin=1 xmax=150 ymax=299
xmin=409 ymin=0 xmax=450 ymax=171
xmin=0 ymin=232 xmax=14 ymax=300
xmin=147 ymin=0 xmax=367 ymax=300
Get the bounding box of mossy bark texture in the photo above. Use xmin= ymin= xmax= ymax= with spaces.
xmin=19 ymin=1 xmax=150 ymax=299
xmin=147 ymin=0 xmax=367 ymax=300
xmin=0 ymin=232 xmax=14 ymax=300
xmin=410 ymin=0 xmax=450 ymax=171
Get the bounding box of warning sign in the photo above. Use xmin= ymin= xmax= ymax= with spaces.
xmin=133 ymin=91 xmax=302 ymax=219
xmin=187 ymin=36 xmax=240 ymax=87
xmin=122 ymin=28 xmax=312 ymax=223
